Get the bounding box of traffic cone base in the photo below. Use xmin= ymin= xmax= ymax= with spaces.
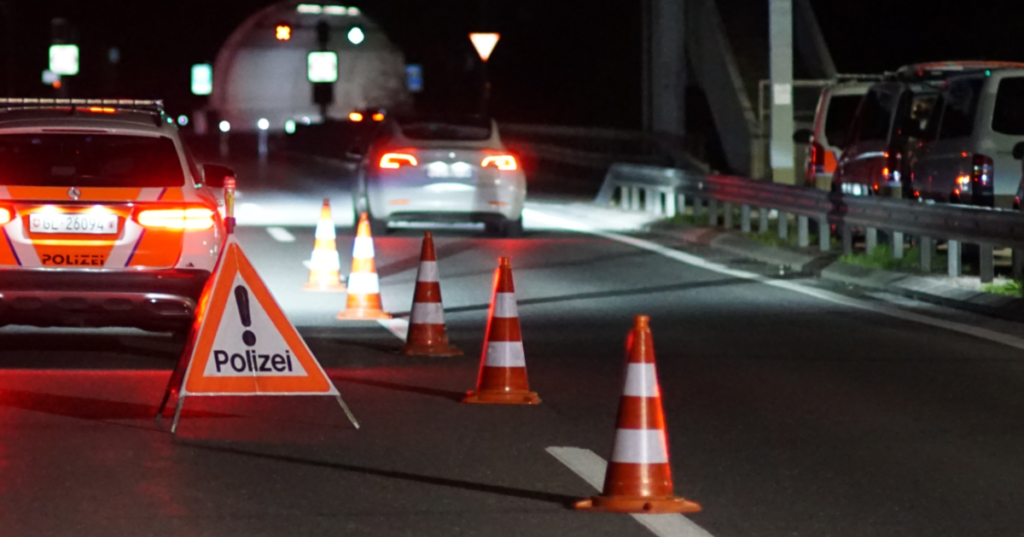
xmin=304 ymin=281 xmax=346 ymax=292
xmin=402 ymin=342 xmax=463 ymax=357
xmin=462 ymin=389 xmax=540 ymax=405
xmin=574 ymin=495 xmax=701 ymax=514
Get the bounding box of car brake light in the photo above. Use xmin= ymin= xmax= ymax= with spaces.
xmin=805 ymin=141 xmax=825 ymax=184
xmin=136 ymin=207 xmax=215 ymax=230
xmin=349 ymin=112 xmax=364 ymax=122
xmin=884 ymin=149 xmax=901 ymax=183
xmin=379 ymin=153 xmax=418 ymax=169
xmin=481 ymin=154 xmax=518 ymax=171
xmin=372 ymin=112 xmax=385 ymax=121
xmin=0 ymin=207 xmax=11 ymax=225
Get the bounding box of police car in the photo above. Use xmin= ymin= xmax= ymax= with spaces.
xmin=0 ymin=99 xmax=231 ymax=332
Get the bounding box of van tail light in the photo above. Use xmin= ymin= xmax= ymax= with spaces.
xmin=805 ymin=141 xmax=825 ymax=184
xmin=379 ymin=153 xmax=418 ymax=169
xmin=136 ymin=206 xmax=216 ymax=230
xmin=0 ymin=206 xmax=12 ymax=226
xmin=481 ymin=154 xmax=518 ymax=171
xmin=971 ymin=154 xmax=993 ymax=187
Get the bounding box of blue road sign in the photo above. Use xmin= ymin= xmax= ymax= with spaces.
xmin=406 ymin=64 xmax=423 ymax=93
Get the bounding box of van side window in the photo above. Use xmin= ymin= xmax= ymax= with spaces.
xmin=852 ymin=89 xmax=894 ymax=143
xmin=937 ymin=78 xmax=983 ymax=139
xmin=992 ymin=77 xmax=1024 ymax=135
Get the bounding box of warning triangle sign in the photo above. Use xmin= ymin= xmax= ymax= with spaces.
xmin=180 ymin=236 xmax=337 ymax=396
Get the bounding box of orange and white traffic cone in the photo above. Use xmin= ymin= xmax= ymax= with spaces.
xmin=304 ymin=199 xmax=345 ymax=292
xmin=463 ymin=257 xmax=540 ymax=404
xmin=402 ymin=232 xmax=462 ymax=356
xmin=337 ymin=212 xmax=391 ymax=320
xmin=575 ymin=315 xmax=700 ymax=514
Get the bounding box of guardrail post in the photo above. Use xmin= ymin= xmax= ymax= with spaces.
xmin=778 ymin=211 xmax=788 ymax=240
xmin=980 ymin=244 xmax=994 ymax=284
xmin=759 ymin=207 xmax=769 ymax=234
xmin=708 ymin=198 xmax=718 ymax=226
xmin=1013 ymin=249 xmax=1024 ymax=281
xmin=693 ymin=196 xmax=703 ymax=218
xmin=892 ymin=231 xmax=904 ymax=259
xmin=948 ymin=240 xmax=961 ymax=277
xmin=842 ymin=225 xmax=853 ymax=256
xmin=866 ymin=228 xmax=878 ymax=255
xmin=664 ymin=190 xmax=677 ymax=217
xmin=817 ymin=216 xmax=829 ymax=252
xmin=619 ymin=186 xmax=630 ymax=209
xmin=918 ymin=236 xmax=932 ymax=273
xmin=797 ymin=215 xmax=809 ymax=247
xmin=630 ymin=186 xmax=642 ymax=211
xmin=723 ymin=202 xmax=733 ymax=229
xmin=676 ymin=193 xmax=686 ymax=217
xmin=741 ymin=205 xmax=751 ymax=233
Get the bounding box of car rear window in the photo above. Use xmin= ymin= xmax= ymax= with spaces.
xmin=823 ymin=95 xmax=862 ymax=147
xmin=852 ymin=88 xmax=896 ymax=143
xmin=0 ymin=134 xmax=184 ymax=187
xmin=397 ymin=116 xmax=492 ymax=141
xmin=992 ymin=77 xmax=1024 ymax=135
xmin=938 ymin=78 xmax=984 ymax=139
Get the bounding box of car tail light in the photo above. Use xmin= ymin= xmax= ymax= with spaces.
xmin=805 ymin=141 xmax=825 ymax=184
xmin=379 ymin=153 xmax=418 ymax=169
xmin=136 ymin=206 xmax=216 ymax=230
xmin=481 ymin=154 xmax=518 ymax=171
xmin=0 ymin=206 xmax=11 ymax=225
xmin=972 ymin=154 xmax=993 ymax=186
xmin=349 ymin=112 xmax=364 ymax=122
xmin=372 ymin=112 xmax=385 ymax=121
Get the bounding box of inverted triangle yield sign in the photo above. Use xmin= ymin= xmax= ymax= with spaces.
xmin=159 ymin=236 xmax=358 ymax=433
xmin=469 ymin=33 xmax=500 ymax=62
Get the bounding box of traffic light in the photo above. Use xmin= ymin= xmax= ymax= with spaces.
xmin=275 ymin=24 xmax=292 ymax=41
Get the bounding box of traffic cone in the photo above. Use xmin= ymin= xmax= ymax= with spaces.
xmin=337 ymin=212 xmax=391 ymax=320
xmin=402 ymin=232 xmax=462 ymax=356
xmin=575 ymin=315 xmax=700 ymax=514
xmin=304 ymin=199 xmax=345 ymax=292
xmin=463 ymin=257 xmax=540 ymax=405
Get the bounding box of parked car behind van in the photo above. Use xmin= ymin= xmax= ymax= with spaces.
xmin=909 ymin=68 xmax=1024 ymax=207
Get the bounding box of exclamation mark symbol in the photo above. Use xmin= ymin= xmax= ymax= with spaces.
xmin=235 ymin=285 xmax=257 ymax=346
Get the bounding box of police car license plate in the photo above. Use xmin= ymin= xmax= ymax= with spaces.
xmin=30 ymin=214 xmax=119 ymax=234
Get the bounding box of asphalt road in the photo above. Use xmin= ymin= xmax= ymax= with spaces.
xmin=3 ymin=155 xmax=1024 ymax=536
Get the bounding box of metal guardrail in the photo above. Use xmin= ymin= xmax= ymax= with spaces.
xmin=499 ymin=123 xmax=709 ymax=173
xmin=599 ymin=163 xmax=1024 ymax=282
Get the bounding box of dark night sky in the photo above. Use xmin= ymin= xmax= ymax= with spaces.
xmin=5 ymin=0 xmax=1024 ymax=129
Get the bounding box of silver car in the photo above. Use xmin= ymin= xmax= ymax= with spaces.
xmin=354 ymin=115 xmax=526 ymax=237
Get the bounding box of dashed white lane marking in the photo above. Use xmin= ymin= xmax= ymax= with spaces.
xmin=266 ymin=226 xmax=296 ymax=243
xmin=377 ymin=318 xmax=409 ymax=341
xmin=526 ymin=208 xmax=1024 ymax=352
xmin=546 ymin=447 xmax=714 ymax=537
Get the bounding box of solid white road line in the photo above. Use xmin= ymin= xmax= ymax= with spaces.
xmin=377 ymin=318 xmax=409 ymax=341
xmin=266 ymin=226 xmax=296 ymax=243
xmin=546 ymin=447 xmax=715 ymax=537
xmin=526 ymin=208 xmax=1024 ymax=352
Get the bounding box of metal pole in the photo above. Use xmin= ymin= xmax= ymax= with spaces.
xmin=866 ymin=228 xmax=878 ymax=255
xmin=723 ymin=202 xmax=733 ymax=229
xmin=708 ymin=198 xmax=718 ymax=226
xmin=336 ymin=395 xmax=361 ymax=429
xmin=797 ymin=215 xmax=809 ymax=247
xmin=919 ymin=236 xmax=932 ymax=273
xmin=817 ymin=215 xmax=829 ymax=252
xmin=769 ymin=0 xmax=795 ymax=184
xmin=778 ymin=210 xmax=789 ymax=240
xmin=892 ymin=231 xmax=904 ymax=259
xmin=741 ymin=205 xmax=751 ymax=233
xmin=759 ymin=207 xmax=769 ymax=234
xmin=980 ymin=244 xmax=994 ymax=283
